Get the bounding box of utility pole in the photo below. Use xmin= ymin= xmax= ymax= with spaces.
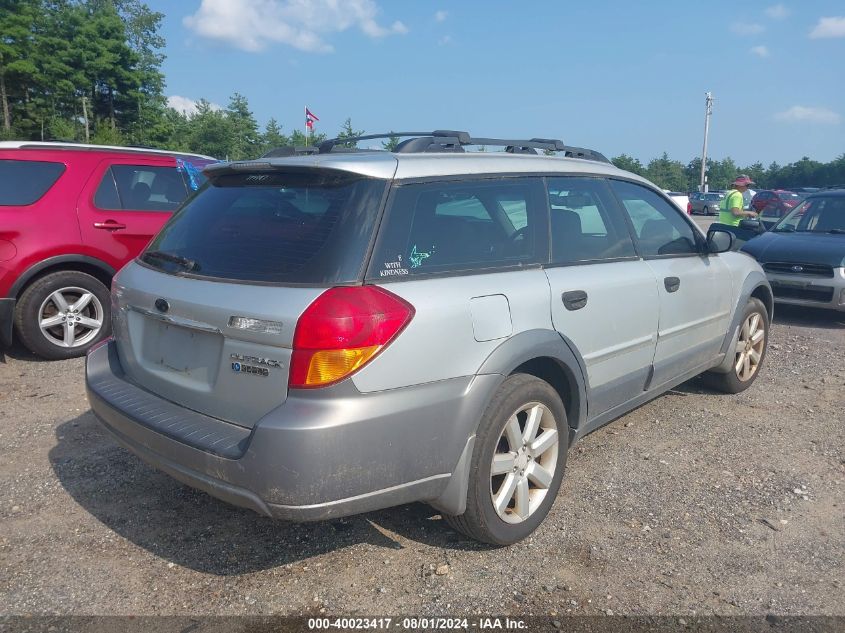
xmin=699 ymin=91 xmax=713 ymax=192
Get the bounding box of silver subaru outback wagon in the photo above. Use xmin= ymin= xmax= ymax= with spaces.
xmin=86 ymin=131 xmax=772 ymax=545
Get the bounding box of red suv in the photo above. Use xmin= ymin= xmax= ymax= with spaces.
xmin=0 ymin=142 xmax=214 ymax=359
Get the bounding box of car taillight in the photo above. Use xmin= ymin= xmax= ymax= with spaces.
xmin=687 ymin=202 xmax=692 ymax=214
xmin=289 ymin=286 xmax=415 ymax=388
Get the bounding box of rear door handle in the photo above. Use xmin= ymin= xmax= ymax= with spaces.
xmin=93 ymin=220 xmax=127 ymax=231
xmin=562 ymin=290 xmax=588 ymax=311
xmin=664 ymin=276 xmax=681 ymax=293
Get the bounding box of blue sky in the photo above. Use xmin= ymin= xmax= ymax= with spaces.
xmin=147 ymin=0 xmax=845 ymax=166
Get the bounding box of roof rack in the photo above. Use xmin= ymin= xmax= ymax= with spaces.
xmin=260 ymin=131 xmax=610 ymax=163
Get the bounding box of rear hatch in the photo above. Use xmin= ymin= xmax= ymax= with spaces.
xmin=112 ymin=165 xmax=390 ymax=428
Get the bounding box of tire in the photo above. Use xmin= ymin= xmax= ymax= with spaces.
xmin=444 ymin=374 xmax=568 ymax=545
xmin=704 ymin=298 xmax=768 ymax=394
xmin=14 ymin=270 xmax=111 ymax=360
xmin=703 ymin=206 xmax=712 ymax=216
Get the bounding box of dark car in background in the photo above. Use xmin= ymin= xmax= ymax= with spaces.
xmin=689 ymin=191 xmax=725 ymax=215
xmin=741 ymin=190 xmax=845 ymax=311
xmin=750 ymin=189 xmax=802 ymax=229
xmin=0 ymin=141 xmax=214 ymax=359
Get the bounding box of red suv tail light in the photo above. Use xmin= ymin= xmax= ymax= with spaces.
xmin=289 ymin=286 xmax=415 ymax=388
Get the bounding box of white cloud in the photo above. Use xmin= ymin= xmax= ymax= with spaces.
xmin=774 ymin=106 xmax=840 ymax=125
xmin=809 ymin=16 xmax=845 ymax=39
xmin=730 ymin=22 xmax=765 ymax=35
xmin=184 ymin=0 xmax=408 ymax=53
xmin=750 ymin=45 xmax=770 ymax=57
xmin=167 ymin=95 xmax=222 ymax=116
xmin=438 ymin=35 xmax=452 ymax=46
xmin=765 ymin=4 xmax=789 ymax=19
xmin=435 ymin=10 xmax=448 ymax=22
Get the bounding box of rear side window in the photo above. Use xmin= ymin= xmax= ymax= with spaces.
xmin=369 ymin=177 xmax=547 ymax=278
xmin=0 ymin=159 xmax=65 ymax=205
xmin=143 ymin=170 xmax=387 ymax=284
xmin=98 ymin=165 xmax=188 ymax=212
xmin=547 ymin=177 xmax=636 ymax=264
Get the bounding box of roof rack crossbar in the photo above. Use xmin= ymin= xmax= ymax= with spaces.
xmin=317 ymin=131 xmax=469 ymax=154
xmin=263 ymin=130 xmax=610 ymax=163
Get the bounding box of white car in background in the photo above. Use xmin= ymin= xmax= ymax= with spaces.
xmin=664 ymin=190 xmax=690 ymax=213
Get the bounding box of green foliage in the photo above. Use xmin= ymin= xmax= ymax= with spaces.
xmin=290 ymin=129 xmax=326 ymax=147
xmin=335 ymin=117 xmax=364 ymax=148
xmin=186 ymin=100 xmax=233 ymax=159
xmin=261 ymin=117 xmax=288 ymax=154
xmin=611 ymin=154 xmax=646 ymax=177
xmin=90 ymin=118 xmax=125 ymax=145
xmin=226 ymin=92 xmax=260 ymax=160
xmin=382 ymin=132 xmax=400 ymax=152
xmin=645 ymin=152 xmax=687 ymax=191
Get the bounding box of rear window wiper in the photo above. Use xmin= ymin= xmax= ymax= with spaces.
xmin=824 ymin=229 xmax=845 ymax=234
xmin=142 ymin=250 xmax=200 ymax=272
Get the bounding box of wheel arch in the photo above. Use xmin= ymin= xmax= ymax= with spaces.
xmin=713 ymin=272 xmax=772 ymax=373
xmin=750 ymin=283 xmax=774 ymax=323
xmin=10 ymin=255 xmax=116 ymax=299
xmin=476 ymin=329 xmax=589 ymax=434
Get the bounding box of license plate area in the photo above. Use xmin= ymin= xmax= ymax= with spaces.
xmin=146 ymin=319 xmax=223 ymax=386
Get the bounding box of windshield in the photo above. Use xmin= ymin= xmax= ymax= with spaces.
xmin=777 ymin=192 xmax=801 ymax=200
xmin=772 ymin=196 xmax=845 ymax=233
xmin=141 ymin=169 xmax=387 ymax=284
xmin=705 ymin=193 xmax=722 ymax=201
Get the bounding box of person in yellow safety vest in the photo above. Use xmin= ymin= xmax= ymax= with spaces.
xmin=718 ymin=175 xmax=759 ymax=226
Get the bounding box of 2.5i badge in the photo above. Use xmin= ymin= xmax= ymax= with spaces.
xmin=230 ymin=352 xmax=282 ymax=377
xmin=231 ymin=362 xmax=269 ymax=377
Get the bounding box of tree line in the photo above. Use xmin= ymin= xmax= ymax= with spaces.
xmin=2 ymin=0 xmax=843 ymax=188
xmin=611 ymin=152 xmax=845 ymax=192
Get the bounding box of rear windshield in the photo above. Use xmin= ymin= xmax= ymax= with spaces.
xmin=0 ymin=159 xmax=65 ymax=205
xmin=141 ymin=170 xmax=387 ymax=284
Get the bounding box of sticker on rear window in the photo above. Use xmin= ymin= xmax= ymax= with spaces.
xmin=379 ymin=254 xmax=409 ymax=277
xmin=409 ymin=244 xmax=436 ymax=268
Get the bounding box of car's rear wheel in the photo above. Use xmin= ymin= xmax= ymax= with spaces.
xmin=14 ymin=271 xmax=111 ymax=360
xmin=444 ymin=374 xmax=568 ymax=545
xmin=705 ymin=297 xmax=768 ymax=394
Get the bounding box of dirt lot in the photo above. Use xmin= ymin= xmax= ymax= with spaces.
xmin=1 ymin=305 xmax=843 ymax=618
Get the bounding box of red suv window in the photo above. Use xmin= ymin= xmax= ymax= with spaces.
xmin=0 ymin=159 xmax=65 ymax=206
xmin=95 ymin=164 xmax=189 ymax=212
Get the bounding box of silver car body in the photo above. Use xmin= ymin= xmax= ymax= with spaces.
xmin=86 ymin=150 xmax=772 ymax=520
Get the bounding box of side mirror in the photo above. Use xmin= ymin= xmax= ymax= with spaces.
xmin=738 ymin=218 xmax=764 ymax=233
xmin=707 ymin=229 xmax=734 ymax=254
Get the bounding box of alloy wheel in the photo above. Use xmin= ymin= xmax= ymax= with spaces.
xmin=734 ymin=312 xmax=765 ymax=381
xmin=38 ymin=286 xmax=104 ymax=349
xmin=489 ymin=402 xmax=559 ymax=524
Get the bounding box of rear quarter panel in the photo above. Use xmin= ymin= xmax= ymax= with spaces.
xmin=351 ymin=269 xmax=553 ymax=392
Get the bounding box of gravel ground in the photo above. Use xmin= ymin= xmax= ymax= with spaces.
xmin=0 ymin=304 xmax=843 ymax=618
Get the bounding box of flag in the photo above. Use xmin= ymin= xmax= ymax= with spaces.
xmin=306 ymin=107 xmax=319 ymax=130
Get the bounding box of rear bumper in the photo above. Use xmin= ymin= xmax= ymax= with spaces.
xmin=766 ymin=267 xmax=845 ymax=312
xmin=86 ymin=340 xmax=499 ymax=520
xmin=0 ymin=298 xmax=14 ymax=347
